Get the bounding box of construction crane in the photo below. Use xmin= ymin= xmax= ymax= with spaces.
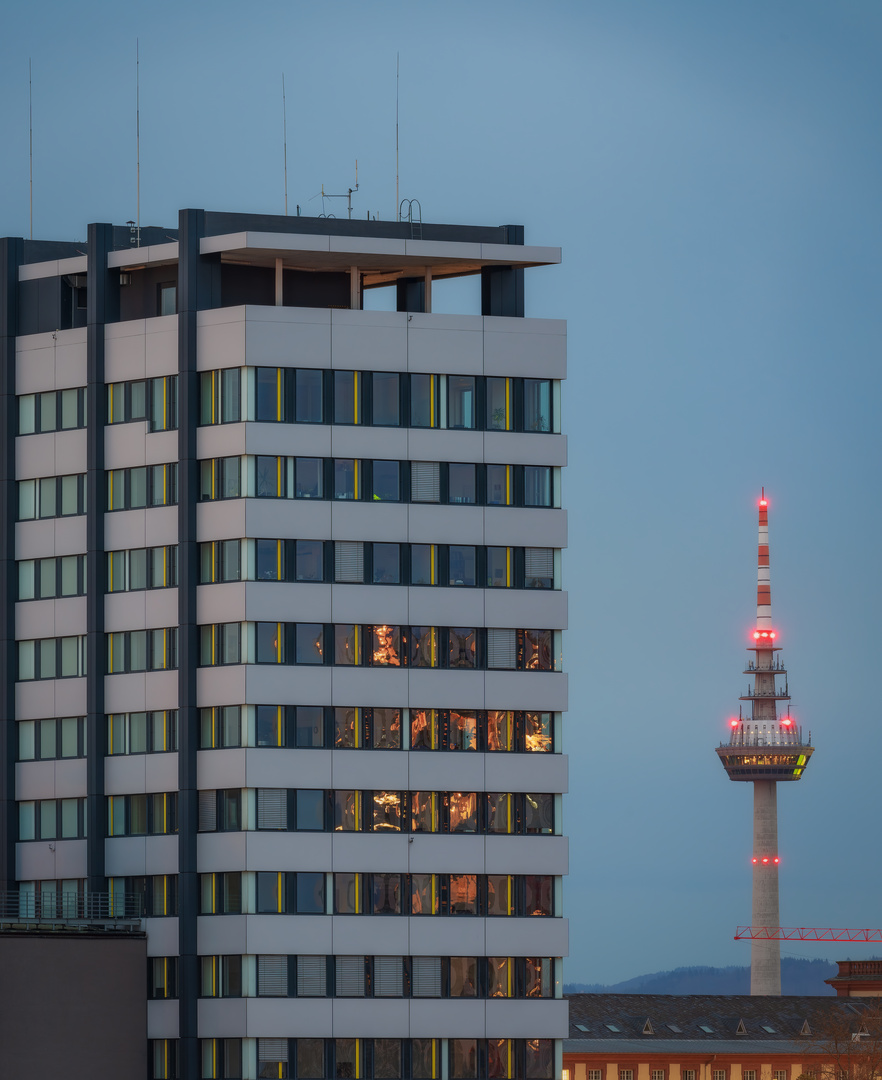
xmin=735 ymin=926 xmax=882 ymax=942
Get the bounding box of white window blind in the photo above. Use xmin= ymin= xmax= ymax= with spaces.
xmin=411 ymin=956 xmax=441 ymax=997
xmin=257 ymin=789 xmax=287 ymax=830
xmin=487 ymin=628 xmax=516 ymax=670
xmin=258 ymin=1039 xmax=288 ymax=1064
xmin=411 ymin=461 xmax=440 ymax=503
xmin=525 ymin=547 xmax=554 ymax=579
xmin=198 ymin=791 xmax=216 ymax=832
xmin=373 ymin=956 xmax=403 ymax=997
xmin=335 ymin=541 xmax=364 ymax=583
xmin=335 ymin=955 xmax=365 ymax=996
xmin=258 ymin=955 xmax=288 ymax=997
xmin=296 ymin=955 xmax=327 ymax=997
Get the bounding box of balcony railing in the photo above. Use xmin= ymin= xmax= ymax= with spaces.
xmin=0 ymin=891 xmax=142 ymax=924
xmin=722 ymin=723 xmax=810 ymax=748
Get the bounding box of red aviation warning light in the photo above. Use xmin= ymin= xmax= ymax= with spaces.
xmin=781 ymin=717 xmax=793 ymax=727
xmin=751 ymin=856 xmax=780 ymax=865
xmin=730 ymin=718 xmax=739 ymax=728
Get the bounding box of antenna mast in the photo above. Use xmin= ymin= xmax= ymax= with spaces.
xmin=395 ymin=52 xmax=399 ymax=221
xmin=282 ymin=74 xmax=289 ymax=216
xmin=28 ymin=59 xmax=33 ymax=241
xmin=135 ymin=39 xmax=141 ymax=247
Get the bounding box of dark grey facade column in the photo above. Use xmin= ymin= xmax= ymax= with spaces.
xmin=396 ymin=277 xmax=426 ymax=313
xmin=481 ymin=224 xmax=525 ymax=318
xmin=177 ymin=208 xmax=219 ymax=1078
xmin=0 ymin=237 xmax=24 ymax=895
xmin=86 ymin=224 xmax=118 ymax=893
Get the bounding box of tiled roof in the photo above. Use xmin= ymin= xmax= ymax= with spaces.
xmin=566 ymin=994 xmax=873 ymax=1042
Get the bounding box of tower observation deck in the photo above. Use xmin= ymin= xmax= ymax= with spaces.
xmin=715 ymin=492 xmax=814 ymax=996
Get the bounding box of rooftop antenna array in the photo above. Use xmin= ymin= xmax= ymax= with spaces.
xmin=28 ymin=59 xmax=33 ymax=240
xmin=135 ymin=39 xmax=141 ymax=248
xmin=314 ymin=161 xmax=359 ymax=219
xmin=282 ymin=74 xmax=289 ymax=216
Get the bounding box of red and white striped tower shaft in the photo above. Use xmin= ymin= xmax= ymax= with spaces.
xmin=716 ymin=493 xmax=813 ymax=995
xmin=751 ymin=489 xmax=781 ymax=995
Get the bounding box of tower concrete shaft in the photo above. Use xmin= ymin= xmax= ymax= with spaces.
xmin=751 ymin=779 xmax=780 ymax=994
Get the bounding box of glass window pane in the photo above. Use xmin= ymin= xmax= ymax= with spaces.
xmin=130 ymin=381 xmax=147 ymax=420
xmin=61 ymin=798 xmax=79 ymax=838
xmin=295 ymin=369 xmax=323 ymax=423
xmin=371 ymin=708 xmax=400 ymax=749
xmin=408 ymin=627 xmax=437 ymax=669
xmin=334 ymin=458 xmax=358 ymax=500
xmin=39 ymin=391 xmax=57 ymax=432
xmin=221 ymin=368 xmax=241 ymax=423
xmin=334 ymin=872 xmax=361 ymax=914
xmin=486 ymin=377 xmax=510 ymax=430
xmin=60 ymin=717 xmax=78 ymax=758
xmin=449 ymin=874 xmax=478 ymax=914
xmin=255 ymin=367 xmax=280 ymax=422
xmin=334 ymin=625 xmax=360 ymax=666
xmin=60 ymin=555 xmax=79 ymax=596
xmin=295 ymin=540 xmax=324 ymax=582
xmin=128 ymin=467 xmax=147 ymax=508
xmin=60 ymin=474 xmax=79 ymax=516
xmin=486 ymin=464 xmax=512 ymax=506
xmin=129 ymin=548 xmax=147 ymax=590
xmin=487 ymin=792 xmax=514 ymax=834
xmin=296 ymin=872 xmax=325 ymax=914
xmin=295 ymin=458 xmax=323 ymax=499
xmin=59 ymin=636 xmax=79 ymax=677
xmin=525 ymin=793 xmax=554 ymax=834
xmin=296 ymin=790 xmax=325 ymax=831
xmin=524 ymin=465 xmax=552 ymax=507
xmin=410 ymin=710 xmax=439 ymax=751
xmin=222 ymin=706 xmax=241 ymax=747
xmin=410 ymin=373 xmax=437 ymax=429
xmin=254 ymin=539 xmax=278 ymax=581
xmin=18 ymin=480 xmax=36 ymax=520
xmin=448 ymin=792 xmax=477 ymax=832
xmin=19 ymin=394 xmax=36 ymax=434
xmin=39 ymin=478 xmax=57 ymax=518
xmin=486 ymin=875 xmax=514 ymax=916
xmin=449 ymin=957 xmax=477 ymax=996
xmin=523 ymin=629 xmax=553 ymax=671
xmin=412 ymin=1040 xmax=439 ymax=1080
xmin=60 ymin=388 xmax=79 ymax=429
xmin=371 ymin=460 xmax=399 ymax=502
xmin=151 ymin=546 xmax=168 ymax=587
xmin=40 ymin=799 xmax=57 ymax=839
xmin=524 ymin=379 xmax=551 ymax=432
xmin=19 ymin=801 xmax=36 ymax=840
xmin=256 ymin=705 xmax=282 ymax=747
xmin=296 ymin=706 xmax=324 ymax=748
xmin=448 ymin=463 xmax=475 ymax=504
xmin=448 ymin=376 xmax=476 ymax=429
xmin=333 ymin=370 xmax=358 ymax=424
xmin=129 ymin=713 xmax=147 ymax=754
xmin=256 ymin=622 xmax=282 ymax=663
xmin=18 ymin=560 xmax=35 ymax=600
xmin=333 ymin=790 xmax=360 ymax=831
xmin=372 ymin=872 xmax=401 ymax=910
xmin=221 ymin=456 xmax=241 ymax=499
xmin=19 ymin=721 xmax=36 ymax=761
xmin=129 ymin=631 xmax=148 ymax=671
xmin=334 ymin=707 xmax=360 ymax=749
xmin=256 ymin=456 xmax=281 ymax=498
xmin=450 ymin=1040 xmax=477 ymax=1080
xmin=486 ymin=547 xmax=511 ymax=587
xmin=448 ymin=711 xmax=478 ymax=751
xmin=221 ymin=623 xmax=241 ymax=665
xmin=38 ymin=558 xmax=56 ymax=598
xmin=487 ymin=710 xmax=514 ymax=751
xmin=372 ymin=372 xmax=399 ymax=426
xmin=39 ymin=638 xmax=57 ymax=679
xmin=370 ymin=625 xmax=401 ymax=666
xmin=18 ymin=640 xmax=35 ymax=681
xmin=410 ymin=873 xmax=439 ymax=913
xmin=372 ymin=543 xmax=400 ymax=584
xmin=449 ymin=627 xmax=476 ymax=669
xmin=223 ymin=539 xmax=242 ymax=582
xmin=297 ymin=1041 xmax=324 ymax=1080
xmin=410 ymin=545 xmax=435 ymax=586
xmin=295 ymin=624 xmax=324 ymax=664
xmin=40 ymin=718 xmax=57 ymax=759
xmin=524 ymin=712 xmax=553 ymax=752
xmin=448 ymin=546 xmax=476 ymax=587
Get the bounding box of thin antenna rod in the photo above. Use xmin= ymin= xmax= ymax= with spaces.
xmin=136 ymin=39 xmax=141 ymax=247
xmin=28 ymin=59 xmax=33 ymax=241
xmin=282 ymin=74 xmax=288 ymax=216
xmin=395 ymin=52 xmax=399 ymax=221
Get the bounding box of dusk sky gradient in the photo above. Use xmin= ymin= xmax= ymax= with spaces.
xmin=1 ymin=0 xmax=880 ymax=986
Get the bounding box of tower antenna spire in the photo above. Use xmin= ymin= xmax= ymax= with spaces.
xmin=282 ymin=73 xmax=288 ymax=216
xmin=135 ymin=39 xmax=141 ymax=248
xmin=28 ymin=58 xmax=33 ymax=241
xmin=395 ymin=52 xmax=399 ymax=221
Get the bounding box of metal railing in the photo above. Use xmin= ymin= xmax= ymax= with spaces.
xmin=0 ymin=891 xmax=142 ymax=921
xmin=721 ymin=723 xmax=810 ymax=748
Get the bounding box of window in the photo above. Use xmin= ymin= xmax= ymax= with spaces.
xmin=486 ymin=377 xmax=512 ymax=431
xmin=411 ymin=461 xmax=440 ymax=502
xmin=17 ymin=636 xmax=86 ymax=681
xmin=200 ymin=1038 xmax=242 ymax=1080
xmin=255 ymin=455 xmax=284 ymax=498
xmin=199 ymin=873 xmax=243 ymax=915
xmin=335 ymin=541 xmax=364 ymax=584
xmin=18 ymin=555 xmax=87 ymax=600
xmin=106 ymin=464 xmax=177 ymax=510
xmin=201 ymin=955 xmax=243 ymax=998
xmin=525 ymin=547 xmax=554 ymax=589
xmin=409 ymin=627 xmax=438 ymax=667
xmin=295 ymin=369 xmax=323 ymax=422
xmin=712 ymin=1071 xmax=727 ymax=1080
xmin=334 ymin=458 xmax=360 ymax=500
xmin=107 ymin=546 xmax=177 ymax=592
xmin=524 ymin=465 xmax=552 ymax=507
xmin=255 ymin=367 xmax=283 ymax=422
xmin=743 ymin=1073 xmax=757 ymax=1080
xmin=18 ymin=388 xmax=87 ymax=434
xmin=486 ymin=464 xmax=512 ymax=506
xmin=295 ymin=540 xmax=324 ymax=582
xmin=148 ymin=957 xmax=178 ymax=999
xmin=107 ymin=376 xmax=177 ymax=430
xmin=410 ymin=373 xmax=439 ymax=428
xmin=200 ymin=368 xmax=242 ymax=425
xmin=448 ymin=463 xmax=476 ymax=504
xmin=524 ymin=379 xmax=551 ymax=432
xmin=486 ymin=547 xmax=511 ymax=588
xmin=200 ymin=457 xmax=241 ymax=500
xmin=295 ymin=457 xmax=323 ymax=498
xmin=449 ymin=957 xmax=477 ymax=997
xmin=448 ymin=546 xmax=476 ymax=587
xmin=334 ymin=370 xmax=360 ymax=424
xmin=18 ymin=474 xmax=86 ymax=520
xmin=106 ymin=628 xmax=177 ymax=673
xmin=372 ymin=460 xmax=400 ymax=501
xmin=108 ymin=793 xmax=177 ymax=836
xmin=371 ymin=372 xmax=400 ymax=426
xmin=107 ymin=711 xmax=177 ymax=754
xmin=158 ymin=284 xmax=176 ymax=316
xmin=20 ymin=798 xmax=86 ymax=840
xmin=372 ymin=543 xmax=400 ymax=584
xmin=449 ymin=627 xmax=477 ymax=669
xmin=411 ymin=545 xmax=437 ymax=585
xmin=18 ymin=717 xmax=86 ymax=761
xmin=448 ymin=375 xmax=476 ymax=429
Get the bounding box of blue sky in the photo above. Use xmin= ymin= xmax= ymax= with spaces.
xmin=2 ymin=1 xmax=881 ymax=985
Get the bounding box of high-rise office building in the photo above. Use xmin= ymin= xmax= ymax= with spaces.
xmin=0 ymin=210 xmax=569 ymax=1078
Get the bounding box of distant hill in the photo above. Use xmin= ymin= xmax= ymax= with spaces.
xmin=565 ymin=958 xmax=841 ymax=996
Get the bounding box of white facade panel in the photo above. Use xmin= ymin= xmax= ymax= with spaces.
xmin=330 ymin=583 xmax=408 ymax=626
xmin=409 ymin=998 xmax=486 ymax=1038
xmin=105 ymin=836 xmax=147 ymax=876
xmin=147 ymin=999 xmax=179 ymax=1039
xmin=197 ymin=914 xmax=249 ymax=956
xmin=245 ymin=998 xmax=333 ymax=1038
xmin=483 ymin=589 xmax=567 ymax=630
xmin=104 ymin=672 xmax=147 ymax=713
xmin=53 ymin=515 xmax=88 ymax=555
xmin=406 ymin=835 xmax=486 ymax=874
xmin=329 ymin=667 xmax=408 ymax=708
xmin=14 ymin=758 xmax=86 ymax=800
xmin=15 ymin=519 xmax=60 ymax=560
xmin=484 ymin=508 xmax=567 ymax=549
xmin=105 ymin=754 xmax=149 ymax=795
xmin=105 ymin=590 xmax=148 ymax=633
xmin=406 ymin=586 xmax=485 ymax=628
xmin=16 ymin=328 xmax=87 ymax=394
xmin=331 ymin=915 xmax=409 ymax=956
xmin=244 ymin=664 xmax=332 ymax=706
xmin=243 ymin=581 xmax=330 ymax=624
xmin=406 ymin=916 xmax=485 ymax=956
xmin=198 ymin=998 xmax=247 ymax=1038
xmin=484 ymin=836 xmax=568 ymax=875
xmin=407 ymin=319 xmax=484 ymax=376
xmin=244 ymin=914 xmax=334 ymax=955
xmin=482 ymin=318 xmax=567 ymax=380
xmin=405 ymin=669 xmax=486 ymax=710
xmin=197 ymin=665 xmax=247 ymax=707
xmin=145 ymin=317 xmax=178 ymax=377
xmin=484 ymin=999 xmax=569 ymax=1038
xmin=240 ymin=832 xmax=332 ymax=872
xmin=244 ymin=305 xmax=332 ymax=369
xmin=196 ymin=831 xmax=248 ymax=873
xmin=16 ymin=838 xmax=87 ymax=881
xmin=330 ymin=833 xmax=410 ymax=873
xmin=407 ymin=428 xmax=484 ymax=465
xmin=332 ymin=999 xmax=411 ymax=1037
xmin=245 ymin=498 xmax=331 ymax=541
xmin=198 ymin=423 xmax=247 ymax=460
xmin=52 ymin=677 xmax=88 ymax=718
xmin=243 ymin=422 xmax=332 ymax=459
xmin=104 ymin=422 xmax=148 ymax=470
xmin=144 ymin=916 xmax=179 ymax=955
xmin=407 ymin=505 xmax=484 ymax=546
xmin=331 ymin=502 xmax=408 ymax=543
xmin=198 ymin=309 xmax=247 ymax=371
xmin=196 ymin=748 xmax=248 ymax=790
xmin=330 ymin=749 xmax=408 ymax=790
xmin=105 ymin=320 xmax=148 ymax=382
xmin=145 ymin=752 xmax=179 ymax=793
xmin=485 ymin=917 xmax=568 ymax=958
xmin=14 ymin=432 xmax=56 ymax=480
xmin=407 ymin=753 xmax=487 ymax=793
xmin=483 ymin=753 xmax=568 ymax=794
xmin=331 ymin=308 xmax=408 ymax=372
xmin=14 ymin=679 xmax=56 ymax=720
xmin=329 ymin=425 xmax=408 ymax=461
xmin=483 ymin=672 xmax=568 ymax=713
xmin=483 ymin=431 xmax=566 ymax=468
xmin=244 ymin=748 xmax=333 ymax=790
xmin=198 ymin=499 xmax=248 ymax=543
xmin=196 ymin=582 xmax=247 ymax=626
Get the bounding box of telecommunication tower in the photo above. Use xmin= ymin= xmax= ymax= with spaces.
xmin=716 ymin=492 xmax=814 ymax=995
